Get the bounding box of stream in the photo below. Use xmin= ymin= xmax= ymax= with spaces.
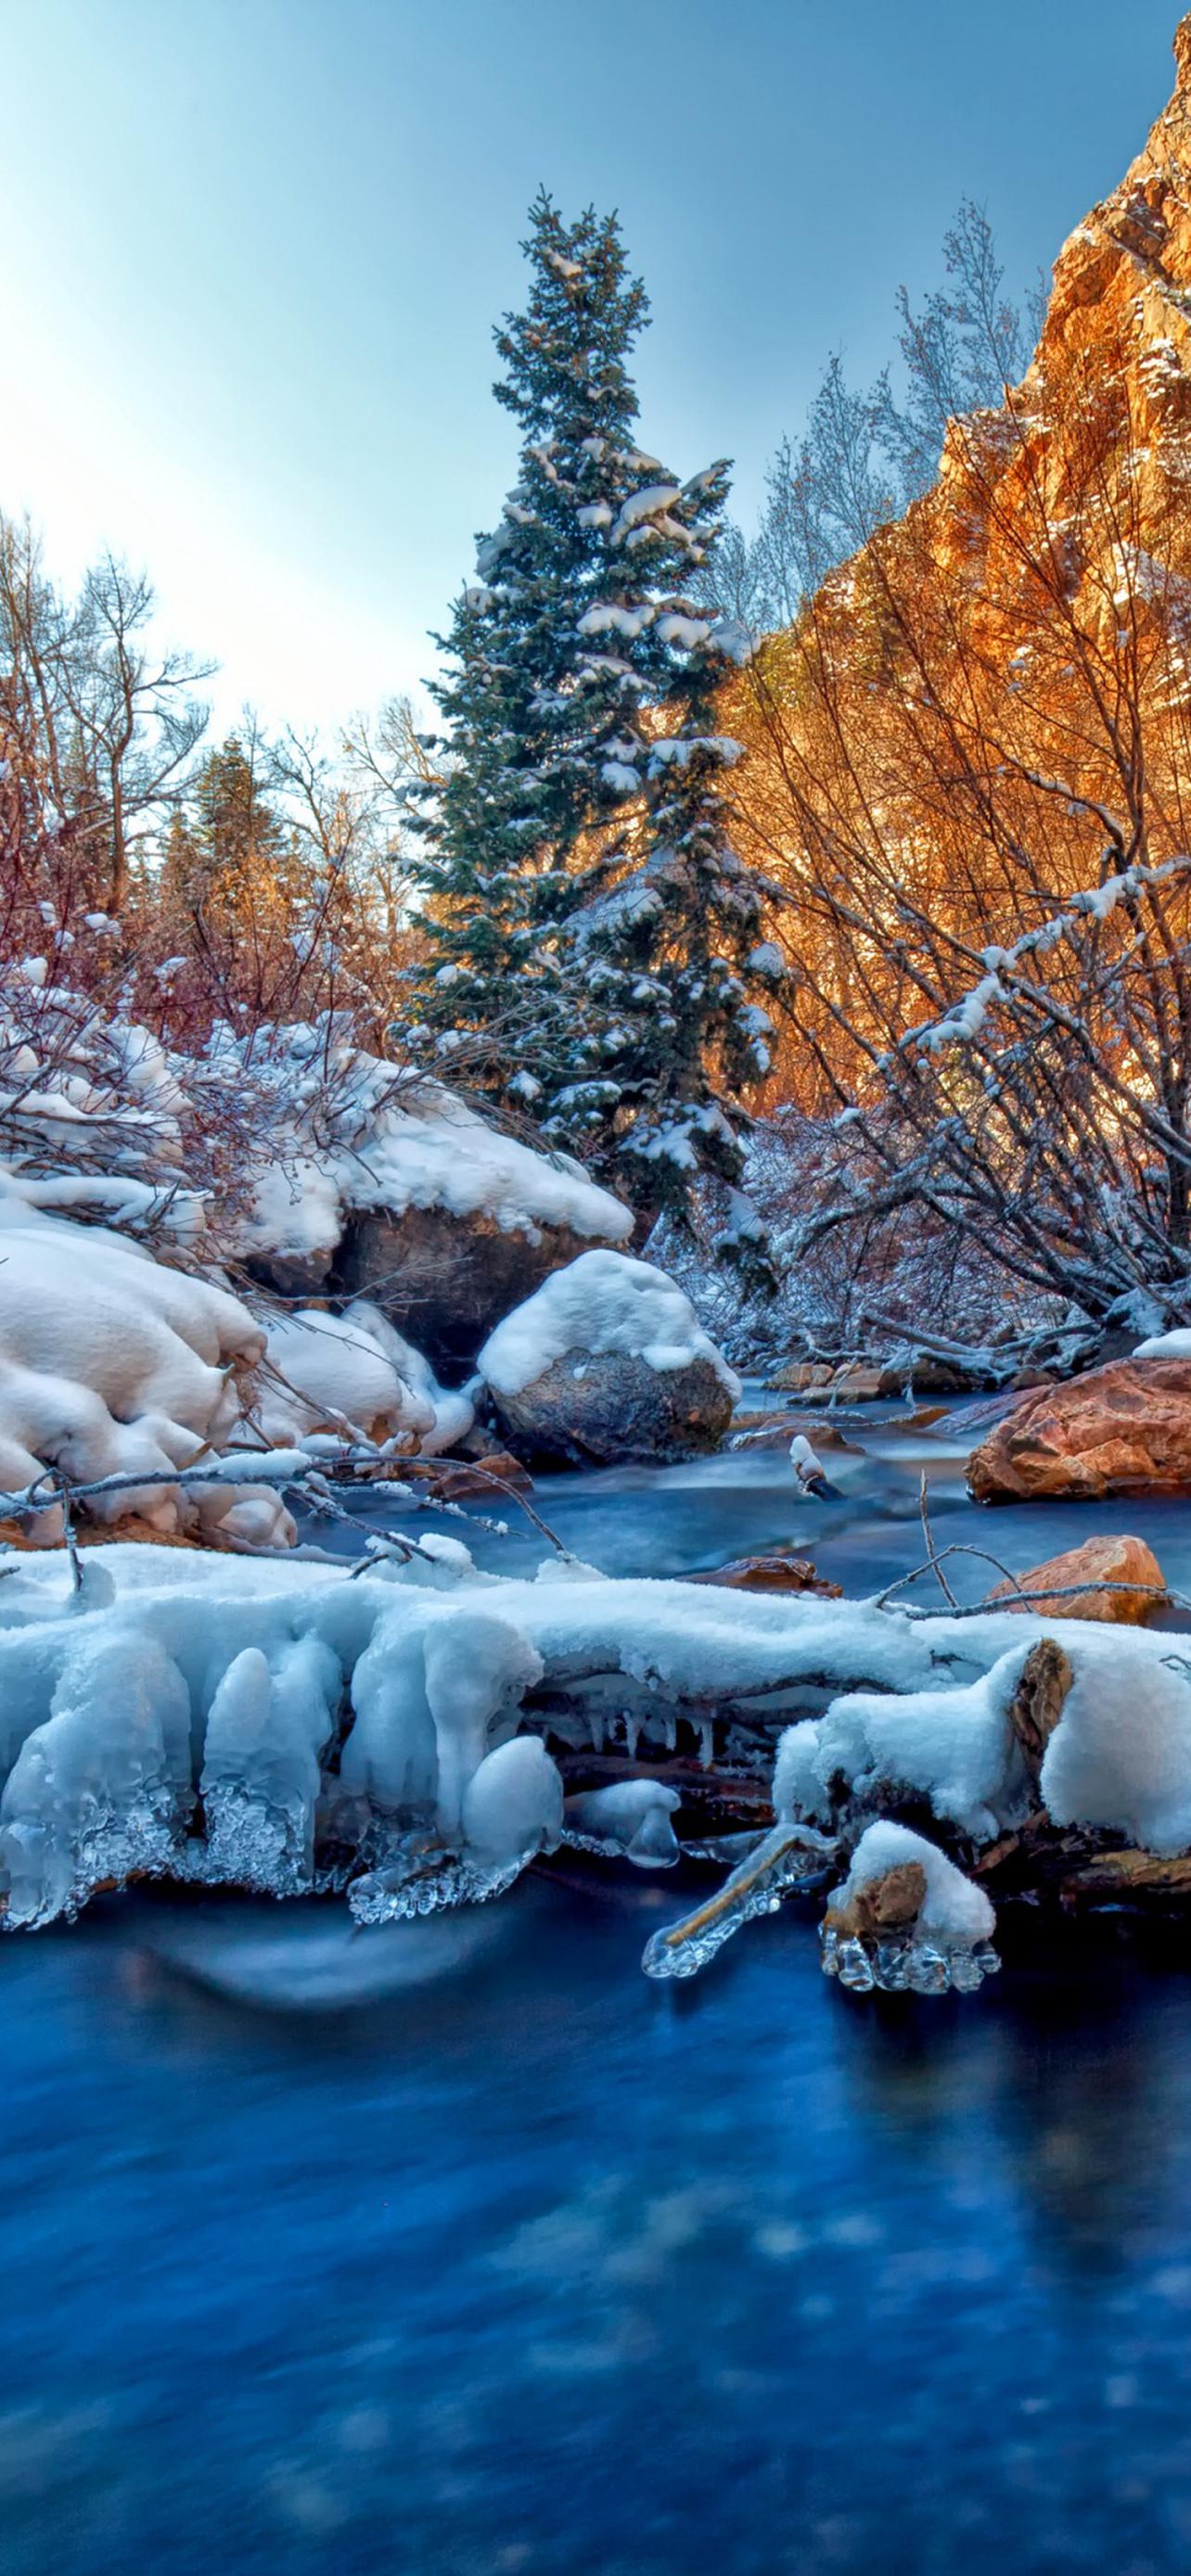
xmin=6 ymin=1395 xmax=1191 ymax=2573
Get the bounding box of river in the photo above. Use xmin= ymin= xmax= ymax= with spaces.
xmin=5 ymin=1396 xmax=1191 ymax=2574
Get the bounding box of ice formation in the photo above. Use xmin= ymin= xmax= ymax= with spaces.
xmin=643 ymin=1822 xmax=837 ymax=1980
xmin=477 ymin=1248 xmax=742 ymax=1399
xmin=564 ymin=1778 xmax=682 ymax=1867
xmin=0 ymin=1539 xmax=1187 ymax=1988
xmin=819 ymin=1821 xmax=1000 ymax=1998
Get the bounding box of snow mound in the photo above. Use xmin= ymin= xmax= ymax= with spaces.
xmin=778 ymin=1645 xmax=1037 ymax=1842
xmin=250 ymin=1305 xmax=473 ymax=1458
xmin=836 ymin=1821 xmax=994 ymax=1945
xmin=1041 ymin=1641 xmax=1191 ymax=1855
xmin=0 ymin=1187 xmax=290 ymax=1546
xmin=1133 ymin=1328 xmax=1191 ymax=1358
xmin=477 ymin=1249 xmax=741 ymax=1398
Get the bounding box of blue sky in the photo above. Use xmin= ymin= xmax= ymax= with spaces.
xmin=0 ymin=0 xmax=1181 ymax=733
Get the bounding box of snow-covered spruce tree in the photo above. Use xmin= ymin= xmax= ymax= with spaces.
xmin=403 ymin=188 xmax=656 ymax=1100
xmin=403 ymin=190 xmax=782 ymax=1197
xmin=549 ymin=524 xmax=786 ymax=1278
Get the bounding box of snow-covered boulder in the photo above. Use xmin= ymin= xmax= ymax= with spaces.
xmin=0 ymin=1187 xmax=292 ymax=1546
xmin=232 ymin=1052 xmax=633 ymax=1376
xmin=477 ymin=1251 xmax=740 ymax=1465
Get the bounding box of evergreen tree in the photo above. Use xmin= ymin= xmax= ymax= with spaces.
xmin=554 ymin=571 xmax=784 ymax=1274
xmin=406 ymin=192 xmax=782 ymax=1257
xmin=404 ymin=189 xmax=710 ymax=1088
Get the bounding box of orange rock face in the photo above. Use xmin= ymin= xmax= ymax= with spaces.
xmin=967 ymin=1358 xmax=1191 ymax=1502
xmin=983 ymin=1531 xmax=1168 ymax=1624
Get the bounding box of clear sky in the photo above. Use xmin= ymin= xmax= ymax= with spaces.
xmin=0 ymin=0 xmax=1182 ymax=735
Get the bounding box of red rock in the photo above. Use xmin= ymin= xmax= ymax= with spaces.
xmin=983 ymin=1532 xmax=1167 ymax=1624
xmin=688 ymin=1554 xmax=842 ymax=1597
xmin=967 ymin=1358 xmax=1191 ymax=1502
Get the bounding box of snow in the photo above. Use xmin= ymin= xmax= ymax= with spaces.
xmin=253 ymin=1308 xmax=432 ymax=1448
xmin=232 ymin=1052 xmax=633 ymax=1265
xmin=837 ymin=1821 xmax=994 ymax=1944
xmin=785 ymin=1645 xmax=1037 ymax=1841
xmin=0 ymin=1189 xmax=291 ymax=1545
xmin=577 ymin=604 xmax=654 ymax=640
xmin=250 ymin=1305 xmax=472 ymax=1458
xmin=476 ymin=1250 xmax=742 ymax=1399
xmin=647 ymin=734 xmax=745 ymax=772
xmin=1133 ymin=1328 xmax=1191 ymax=1358
xmin=6 ymin=1540 xmax=1191 ymax=1926
xmin=1041 ymin=1642 xmax=1191 ymax=1855
xmin=610 ymin=484 xmax=682 ymax=543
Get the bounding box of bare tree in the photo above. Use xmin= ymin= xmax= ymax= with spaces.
xmin=727 ymin=296 xmax=1191 ymax=1329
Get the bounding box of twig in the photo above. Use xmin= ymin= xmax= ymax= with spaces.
xmin=918 ymin=1471 xmax=959 ymax=1608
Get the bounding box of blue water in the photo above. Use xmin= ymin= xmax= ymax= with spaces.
xmin=7 ymin=1403 xmax=1191 ymax=2572
xmin=7 ymin=1881 xmax=1191 ymax=2574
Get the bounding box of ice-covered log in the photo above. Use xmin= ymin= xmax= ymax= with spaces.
xmin=1 ymin=1544 xmax=1191 ymax=1953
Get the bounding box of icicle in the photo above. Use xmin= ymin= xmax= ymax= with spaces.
xmin=820 ymin=1923 xmax=1001 ymax=1996
xmin=642 ymin=1825 xmax=836 ymax=1982
xmin=562 ymin=1779 xmax=681 ymax=1870
xmin=696 ymin=1715 xmax=713 ymax=1769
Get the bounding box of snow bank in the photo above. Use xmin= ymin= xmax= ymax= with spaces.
xmin=0 ymin=1185 xmax=292 ymax=1546
xmin=1133 ymin=1327 xmax=1191 ymax=1358
xmin=477 ymin=1249 xmax=741 ymax=1398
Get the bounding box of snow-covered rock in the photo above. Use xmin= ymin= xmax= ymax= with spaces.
xmin=230 ymin=1041 xmax=633 ymax=1374
xmin=829 ymin=1821 xmax=995 ymax=1946
xmin=478 ymin=1251 xmax=740 ymax=1464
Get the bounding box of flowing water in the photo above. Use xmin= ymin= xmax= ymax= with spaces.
xmin=6 ymin=1397 xmax=1191 ymax=2574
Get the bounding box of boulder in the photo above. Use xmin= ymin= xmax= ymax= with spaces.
xmin=983 ymin=1533 xmax=1167 ymax=1625
xmin=331 ymin=1207 xmax=604 ymax=1383
xmin=489 ymin=1349 xmax=734 ymax=1469
xmin=478 ymin=1250 xmax=739 ymax=1468
xmin=967 ymin=1357 xmax=1191 ymax=1501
